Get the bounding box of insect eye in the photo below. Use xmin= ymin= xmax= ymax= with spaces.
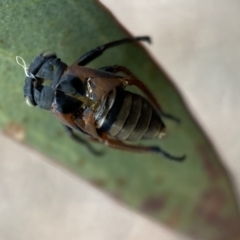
xmin=41 ymin=51 xmax=57 ymax=59
xmin=25 ymin=96 xmax=35 ymax=107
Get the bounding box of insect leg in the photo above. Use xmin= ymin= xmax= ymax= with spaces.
xmin=100 ymin=133 xmax=185 ymax=161
xmin=63 ymin=125 xmax=104 ymax=156
xmin=98 ymin=66 xmax=117 ymax=73
xmin=99 ymin=65 xmax=180 ymax=123
xmin=77 ymin=36 xmax=150 ymax=66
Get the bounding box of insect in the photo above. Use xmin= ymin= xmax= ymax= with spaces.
xmin=17 ymin=36 xmax=185 ymax=161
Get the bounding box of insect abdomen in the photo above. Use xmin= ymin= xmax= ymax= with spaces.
xmin=95 ymin=88 xmax=165 ymax=142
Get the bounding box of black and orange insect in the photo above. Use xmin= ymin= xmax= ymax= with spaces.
xmin=18 ymin=36 xmax=185 ymax=161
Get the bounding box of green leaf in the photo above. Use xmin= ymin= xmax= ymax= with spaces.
xmin=0 ymin=0 xmax=239 ymax=239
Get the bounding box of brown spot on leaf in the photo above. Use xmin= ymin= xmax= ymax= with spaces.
xmin=22 ymin=117 xmax=29 ymax=123
xmin=56 ymin=130 xmax=64 ymax=138
xmin=116 ymin=177 xmax=127 ymax=188
xmin=141 ymin=195 xmax=165 ymax=212
xmin=111 ymin=192 xmax=122 ymax=202
xmin=3 ymin=122 xmax=25 ymax=141
xmin=155 ymin=175 xmax=164 ymax=184
xmin=91 ymin=179 xmax=106 ymax=188
xmin=195 ymin=187 xmax=240 ymax=239
xmin=197 ymin=144 xmax=221 ymax=180
xmin=197 ymin=188 xmax=226 ymax=222
xmin=165 ymin=208 xmax=183 ymax=228
xmin=77 ymin=158 xmax=85 ymax=166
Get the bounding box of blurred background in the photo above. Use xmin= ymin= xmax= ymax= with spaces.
xmin=0 ymin=0 xmax=240 ymax=239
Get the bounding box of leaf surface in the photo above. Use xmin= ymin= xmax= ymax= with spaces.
xmin=0 ymin=1 xmax=239 ymax=239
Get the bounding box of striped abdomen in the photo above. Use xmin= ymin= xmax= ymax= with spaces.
xmin=94 ymin=88 xmax=165 ymax=142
